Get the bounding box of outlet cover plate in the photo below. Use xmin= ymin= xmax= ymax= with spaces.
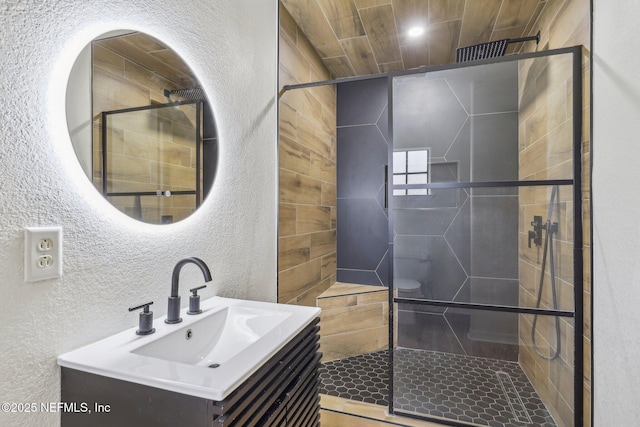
xmin=25 ymin=227 xmax=63 ymax=282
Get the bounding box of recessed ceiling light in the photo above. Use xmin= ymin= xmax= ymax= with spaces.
xmin=407 ymin=26 xmax=425 ymax=38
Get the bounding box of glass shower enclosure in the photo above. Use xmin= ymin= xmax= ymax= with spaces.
xmin=388 ymin=47 xmax=583 ymax=427
xmin=99 ymin=100 xmax=207 ymax=224
xmin=283 ymin=45 xmax=585 ymax=427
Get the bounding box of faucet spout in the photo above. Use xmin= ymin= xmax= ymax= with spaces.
xmin=166 ymin=257 xmax=212 ymax=324
xmin=170 ymin=257 xmax=212 ymax=297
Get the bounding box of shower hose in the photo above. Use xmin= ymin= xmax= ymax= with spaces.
xmin=531 ymin=185 xmax=561 ymax=361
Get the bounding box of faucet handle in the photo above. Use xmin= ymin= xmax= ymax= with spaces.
xmin=129 ymin=301 xmax=156 ymax=335
xmin=129 ymin=301 xmax=153 ymax=312
xmin=187 ymin=285 xmax=207 ymax=315
xmin=190 ymin=285 xmax=207 ymax=295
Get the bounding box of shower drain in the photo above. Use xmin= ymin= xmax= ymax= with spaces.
xmin=496 ymin=371 xmax=533 ymax=424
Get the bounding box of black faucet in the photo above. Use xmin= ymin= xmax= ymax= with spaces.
xmin=165 ymin=257 xmax=212 ymax=324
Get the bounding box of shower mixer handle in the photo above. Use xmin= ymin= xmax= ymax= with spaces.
xmin=528 ymin=215 xmax=543 ymax=248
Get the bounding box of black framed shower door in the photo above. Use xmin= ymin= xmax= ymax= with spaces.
xmin=386 ymin=46 xmax=584 ymax=427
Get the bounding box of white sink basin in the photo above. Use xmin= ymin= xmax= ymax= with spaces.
xmin=132 ymin=304 xmax=293 ymax=366
xmin=58 ymin=297 xmax=320 ymax=401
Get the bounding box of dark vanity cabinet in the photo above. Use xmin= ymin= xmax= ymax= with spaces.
xmin=61 ymin=318 xmax=321 ymax=427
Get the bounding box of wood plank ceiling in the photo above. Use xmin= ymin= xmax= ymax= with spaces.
xmin=280 ymin=0 xmax=547 ymax=78
xmin=96 ymin=32 xmax=198 ymax=89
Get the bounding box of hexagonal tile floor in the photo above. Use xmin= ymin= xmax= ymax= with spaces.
xmin=320 ymin=351 xmax=389 ymax=406
xmin=319 ymin=349 xmax=557 ymax=427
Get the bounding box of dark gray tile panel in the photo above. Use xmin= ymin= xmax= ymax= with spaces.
xmin=468 ymin=280 xmax=519 ymax=346
xmin=394 ymin=235 xmax=467 ymax=301
xmin=336 ymin=269 xmax=383 ymax=286
xmin=444 ymin=118 xmax=470 ymax=182
xmin=445 ymin=310 xmax=519 ymax=361
xmin=470 ymin=196 xmax=519 ymax=279
xmin=394 ymin=207 xmax=458 ymax=236
xmin=445 ymin=60 xmax=518 ymax=115
xmin=377 ymin=104 xmax=389 ymax=142
xmin=467 ymin=277 xmax=520 ymax=306
xmin=337 ymin=77 xmax=388 ymax=127
xmin=396 ymin=311 xmax=465 ymax=354
xmin=393 ymin=78 xmax=468 ymax=157
xmin=376 ymin=251 xmax=390 ymax=287
xmin=393 ymin=188 xmax=464 ymax=211
xmin=470 ymin=112 xmax=518 ymax=183
xmin=447 ymin=279 xmax=520 ymax=356
xmin=375 ymin=182 xmax=387 ymax=213
xmin=337 ymin=125 xmax=388 ymax=198
xmin=444 ymin=197 xmax=471 ymax=274
xmin=337 ymin=198 xmax=388 ymax=270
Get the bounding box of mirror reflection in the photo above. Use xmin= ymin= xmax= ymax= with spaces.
xmin=67 ymin=31 xmax=217 ymax=224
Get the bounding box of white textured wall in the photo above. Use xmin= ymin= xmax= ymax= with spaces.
xmin=0 ymin=1 xmax=277 ymax=426
xmin=65 ymin=44 xmax=92 ymax=179
xmin=593 ymin=0 xmax=640 ymax=424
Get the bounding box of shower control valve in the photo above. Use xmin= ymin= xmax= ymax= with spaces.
xmin=543 ymin=221 xmax=559 ymax=234
xmin=528 ymin=215 xmax=543 ymax=248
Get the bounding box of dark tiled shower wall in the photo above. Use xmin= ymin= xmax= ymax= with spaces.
xmin=336 ymin=62 xmax=521 ymax=360
xmin=336 ymin=78 xmax=390 ymax=287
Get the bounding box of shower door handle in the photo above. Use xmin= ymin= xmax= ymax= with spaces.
xmin=384 ymin=165 xmax=388 ymax=209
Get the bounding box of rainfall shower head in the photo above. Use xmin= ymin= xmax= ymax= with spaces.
xmin=456 ymin=39 xmax=509 ymax=62
xmin=164 ymin=87 xmax=206 ymax=101
xmin=456 ymin=31 xmax=541 ymax=62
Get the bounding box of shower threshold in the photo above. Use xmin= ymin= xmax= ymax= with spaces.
xmin=319 ymin=349 xmax=557 ymax=427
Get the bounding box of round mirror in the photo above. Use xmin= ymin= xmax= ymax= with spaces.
xmin=66 ymin=31 xmax=217 ymax=224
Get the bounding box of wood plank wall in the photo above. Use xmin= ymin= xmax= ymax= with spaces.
xmin=517 ymin=1 xmax=591 ymax=426
xmin=278 ymin=3 xmax=337 ymax=306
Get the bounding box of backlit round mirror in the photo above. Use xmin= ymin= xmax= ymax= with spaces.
xmin=66 ymin=30 xmax=217 ymax=224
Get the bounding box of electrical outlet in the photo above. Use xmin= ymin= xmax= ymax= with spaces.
xmin=25 ymin=227 xmax=63 ymax=282
xmin=38 ymin=238 xmax=54 ymax=252
xmin=37 ymin=255 xmax=54 ymax=268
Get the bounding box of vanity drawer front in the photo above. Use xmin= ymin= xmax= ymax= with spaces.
xmin=212 ymin=318 xmax=321 ymax=426
xmin=61 ymin=367 xmax=211 ymax=427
